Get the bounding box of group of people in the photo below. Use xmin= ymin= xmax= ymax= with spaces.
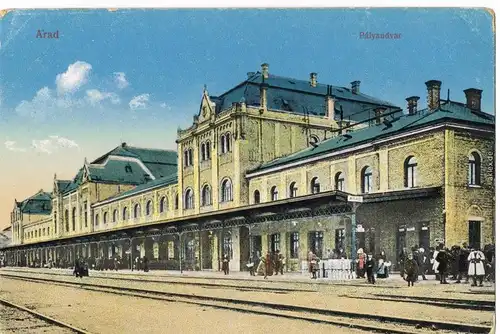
xmin=73 ymin=257 xmax=89 ymax=278
xmin=355 ymin=249 xmax=392 ymax=284
xmin=400 ymin=243 xmax=495 ymax=287
xmin=247 ymin=250 xmax=285 ymax=278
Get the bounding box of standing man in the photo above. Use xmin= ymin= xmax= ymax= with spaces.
xmin=399 ymin=248 xmax=408 ymax=278
xmin=404 ymin=253 xmax=418 ymax=287
xmin=222 ymin=254 xmax=229 ymax=275
xmin=456 ymin=243 xmax=470 ymax=283
xmin=417 ymin=247 xmax=427 ymax=280
xmin=366 ymin=254 xmax=376 ymax=284
xmin=468 ymin=246 xmax=486 ymax=287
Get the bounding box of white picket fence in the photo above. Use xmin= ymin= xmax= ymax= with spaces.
xmin=301 ymin=259 xmax=355 ymax=280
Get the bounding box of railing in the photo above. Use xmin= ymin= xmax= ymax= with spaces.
xmin=301 ymin=259 xmax=354 ymax=280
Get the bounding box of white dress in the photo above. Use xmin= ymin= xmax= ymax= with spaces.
xmin=468 ymin=250 xmax=486 ymax=276
xmin=432 ymin=250 xmax=440 ymax=273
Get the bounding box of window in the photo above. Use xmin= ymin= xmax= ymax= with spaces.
xmin=48 ymin=227 xmax=50 ymax=235
xmin=146 ymin=200 xmax=152 ymax=216
xmin=184 ymin=189 xmax=194 ymax=209
xmin=113 ymin=209 xmax=117 ymax=223
xmin=201 ymin=142 xmax=206 ymax=161
xmin=200 ymin=141 xmax=211 ymax=161
xmin=361 ymin=166 xmax=373 ymax=193
xmin=270 ymin=186 xmax=278 ymax=201
xmin=184 ymin=148 xmax=193 ymax=167
xmin=159 ymin=197 xmax=167 ymax=213
xmin=122 ymin=207 xmax=128 ymax=220
xmin=95 ymin=214 xmax=100 ymax=226
xmin=35 ymin=230 xmax=38 ymax=238
xmin=270 ymin=233 xmax=280 ymax=253
xmin=103 ymin=212 xmax=108 ymax=224
xmin=83 ymin=201 xmax=88 ymax=227
xmin=335 ymin=228 xmax=346 ymax=251
xmin=133 ymin=204 xmax=141 ymax=218
xmin=468 ymin=152 xmax=481 ymax=186
xmin=308 ymin=231 xmax=324 ymax=258
xmin=174 ymin=194 xmax=179 ymax=210
xmin=220 ymin=133 xmax=231 ymax=154
xmin=223 ymin=231 xmax=233 ymax=259
xmin=221 ymin=179 xmax=233 ymax=202
xmin=310 ymin=177 xmax=321 ymax=194
xmin=64 ymin=209 xmax=69 ymax=232
xmin=72 ymin=207 xmax=76 ymax=231
xmin=404 ymin=156 xmax=418 ymax=188
xmin=289 ymin=182 xmax=298 ymax=198
xmin=201 ymin=185 xmax=212 ymax=206
xmin=335 ymin=172 xmax=345 ymax=191
xmin=290 ymin=232 xmax=299 ymax=258
xmin=254 ymin=190 xmax=260 ymax=204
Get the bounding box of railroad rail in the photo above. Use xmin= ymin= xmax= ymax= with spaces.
xmin=1 ymin=272 xmax=492 ymax=334
xmin=0 ymin=296 xmax=92 ymax=334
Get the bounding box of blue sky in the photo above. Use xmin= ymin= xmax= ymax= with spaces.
xmin=0 ymin=8 xmax=495 ymax=228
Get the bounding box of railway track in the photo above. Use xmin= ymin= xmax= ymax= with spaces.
xmin=341 ymin=294 xmax=495 ymax=311
xmin=0 ymin=297 xmax=91 ymax=334
xmin=1 ymin=268 xmax=313 ymax=294
xmin=0 ymin=272 xmax=492 ymax=334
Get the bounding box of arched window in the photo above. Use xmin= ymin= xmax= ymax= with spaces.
xmin=468 ymin=152 xmax=481 ymax=186
xmin=64 ymin=209 xmax=69 ymax=232
xmin=205 ymin=141 xmax=211 ymax=159
xmin=404 ymin=156 xmax=418 ymax=188
xmin=361 ymin=166 xmax=373 ymax=194
xmin=254 ymin=190 xmax=261 ymax=204
xmin=174 ymin=194 xmax=179 ymax=210
xmin=310 ymin=177 xmax=321 ymax=194
xmin=71 ymin=207 xmax=76 ymax=231
xmin=159 ymin=196 xmax=166 ymax=213
xmin=184 ymin=148 xmax=193 ymax=166
xmin=289 ymin=182 xmax=298 ymax=198
xmin=146 ymin=200 xmax=152 ymax=216
xmin=201 ymin=184 xmax=212 ymax=206
xmin=122 ymin=207 xmax=128 ymax=220
xmin=103 ymin=212 xmax=108 ymax=224
xmin=221 ymin=133 xmax=231 ymax=154
xmin=113 ymin=209 xmax=117 ymax=223
xmin=201 ymin=142 xmax=206 ymax=161
xmin=188 ymin=148 xmax=193 ymax=166
xmin=95 ymin=214 xmax=100 ymax=226
xmin=184 ymin=189 xmax=194 ymax=209
xmin=335 ymin=172 xmax=345 ymax=191
xmin=221 ymin=179 xmax=233 ymax=202
xmin=270 ymin=186 xmax=278 ymax=201
xmin=133 ymin=203 xmax=141 ymax=218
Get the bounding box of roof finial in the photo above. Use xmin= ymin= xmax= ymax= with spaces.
xmin=84 ymin=157 xmax=88 ymax=165
xmin=54 ymin=173 xmax=57 ymax=180
xmin=447 ymin=89 xmax=450 ymax=102
xmin=203 ymin=84 xmax=207 ymax=94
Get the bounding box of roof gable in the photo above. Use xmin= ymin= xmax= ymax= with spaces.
xmin=19 ymin=190 xmax=52 ymax=214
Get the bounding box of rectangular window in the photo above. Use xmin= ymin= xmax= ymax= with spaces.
xmin=335 ymin=228 xmax=346 ymax=251
xmin=308 ymin=231 xmax=324 ymax=258
xmin=468 ymin=221 xmax=481 ymax=250
xmin=48 ymin=227 xmax=50 ymax=235
xmin=289 ymin=232 xmax=299 ymax=258
xmin=84 ymin=202 xmax=88 ymax=227
xmin=269 ymin=233 xmax=280 ymax=253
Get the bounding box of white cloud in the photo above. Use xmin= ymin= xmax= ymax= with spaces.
xmin=4 ymin=140 xmax=26 ymax=152
xmin=55 ymin=61 xmax=92 ymax=95
xmin=129 ymin=94 xmax=150 ymax=110
xmin=114 ymin=72 xmax=129 ymax=89
xmin=86 ymin=89 xmax=120 ymax=105
xmin=31 ymin=136 xmax=79 ymax=154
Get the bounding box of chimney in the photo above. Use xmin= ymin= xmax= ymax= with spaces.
xmin=247 ymin=72 xmax=256 ymax=79
xmin=374 ymin=107 xmax=387 ymax=125
xmin=425 ymin=80 xmax=442 ymax=111
xmin=405 ymin=96 xmax=420 ymax=115
xmin=463 ymin=88 xmax=482 ymax=111
xmin=261 ymin=63 xmax=269 ymax=79
xmin=310 ymin=72 xmax=318 ymax=87
xmin=351 ymin=80 xmax=360 ymax=94
xmin=325 ymin=85 xmax=335 ymax=119
xmin=260 ymin=82 xmax=268 ymax=112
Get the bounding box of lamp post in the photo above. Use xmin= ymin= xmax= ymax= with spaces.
xmin=347 ymin=195 xmax=363 ymax=264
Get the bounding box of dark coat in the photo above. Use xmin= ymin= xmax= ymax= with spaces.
xmin=404 ymin=258 xmax=418 ymax=282
xmin=436 ymin=250 xmax=448 ymax=272
xmin=458 ymin=249 xmax=469 ymax=272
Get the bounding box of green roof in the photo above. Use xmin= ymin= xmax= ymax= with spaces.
xmin=19 ymin=191 xmax=52 ymax=214
xmin=252 ymin=101 xmax=494 ymax=172
xmin=88 ymin=160 xmax=151 ymax=185
xmin=95 ymin=173 xmax=178 ymax=205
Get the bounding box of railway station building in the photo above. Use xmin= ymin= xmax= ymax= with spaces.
xmin=2 ymin=64 xmax=495 ymax=273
